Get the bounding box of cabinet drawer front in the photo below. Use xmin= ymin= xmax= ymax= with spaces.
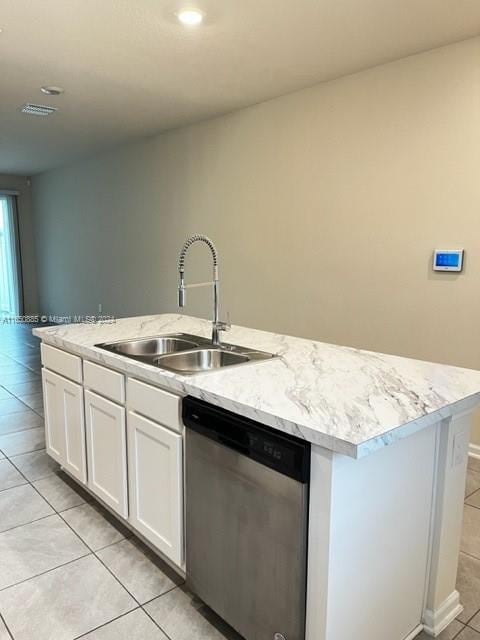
xmin=127 ymin=378 xmax=182 ymax=433
xmin=84 ymin=360 xmax=125 ymax=404
xmin=128 ymin=411 xmax=183 ymax=566
xmin=41 ymin=344 xmax=82 ymax=383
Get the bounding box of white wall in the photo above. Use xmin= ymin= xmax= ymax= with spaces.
xmin=31 ymin=38 xmax=480 ymax=436
xmin=0 ymin=174 xmax=38 ymax=314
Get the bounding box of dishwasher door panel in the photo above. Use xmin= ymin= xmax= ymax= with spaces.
xmin=186 ymin=428 xmax=308 ymax=640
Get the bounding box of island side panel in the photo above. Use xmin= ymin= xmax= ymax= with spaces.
xmin=306 ymin=425 xmax=437 ymax=640
xmin=422 ymin=410 xmax=473 ymax=636
xmin=305 ymin=445 xmax=334 ymax=640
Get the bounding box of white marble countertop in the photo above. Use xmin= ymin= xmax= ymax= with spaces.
xmin=34 ymin=314 xmax=480 ymax=458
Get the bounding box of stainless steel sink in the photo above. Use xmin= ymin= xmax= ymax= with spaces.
xmin=96 ymin=332 xmax=276 ymax=375
xmin=154 ymin=348 xmax=250 ymax=373
xmin=96 ymin=334 xmax=199 ymax=360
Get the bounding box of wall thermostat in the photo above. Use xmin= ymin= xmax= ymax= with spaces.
xmin=433 ymin=249 xmax=464 ymax=272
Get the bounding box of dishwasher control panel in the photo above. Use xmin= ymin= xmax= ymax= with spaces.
xmin=183 ymin=396 xmax=310 ymax=482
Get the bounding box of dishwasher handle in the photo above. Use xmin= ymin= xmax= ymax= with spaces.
xmin=183 ymin=396 xmax=310 ymax=483
xmin=216 ymin=432 xmax=250 ymax=456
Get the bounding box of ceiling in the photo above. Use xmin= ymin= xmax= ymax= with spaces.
xmin=2 ymin=0 xmax=480 ymax=176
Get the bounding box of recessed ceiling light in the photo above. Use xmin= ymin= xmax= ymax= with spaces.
xmin=176 ymin=8 xmax=204 ymax=25
xmin=40 ymin=86 xmax=64 ymax=96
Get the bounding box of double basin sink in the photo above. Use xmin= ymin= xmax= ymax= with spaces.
xmin=96 ymin=333 xmax=276 ymax=375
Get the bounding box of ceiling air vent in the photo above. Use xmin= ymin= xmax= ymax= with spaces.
xmin=19 ymin=103 xmax=57 ymax=117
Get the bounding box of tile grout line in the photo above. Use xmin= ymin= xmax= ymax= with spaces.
xmin=0 ymin=611 xmax=14 ymax=640
xmin=0 ymin=550 xmax=93 ymax=594
xmin=0 ymin=403 xmax=41 ymax=419
xmin=141 ymin=584 xmax=182 ymax=609
xmin=465 ymin=485 xmax=480 ymax=499
xmin=0 ymin=478 xmax=28 ymax=494
xmin=2 ymin=453 xmax=32 ymax=482
xmin=72 ymin=606 xmax=143 ymax=640
xmin=459 ymin=548 xmax=480 ymax=564
xmin=465 ymin=503 xmax=480 ymax=512
xmin=466 ymin=624 xmax=480 ymax=635
xmin=459 ymin=605 xmax=480 ymax=629
xmin=0 ymin=512 xmax=54 ymax=535
xmin=0 ymin=423 xmax=44 ymax=438
xmin=5 ymin=451 xmax=52 ymax=484
xmin=141 ymin=603 xmax=176 ymax=640
xmin=0 ymin=443 xmax=45 ymax=458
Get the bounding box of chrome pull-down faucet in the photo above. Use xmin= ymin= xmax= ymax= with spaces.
xmin=177 ymin=235 xmax=230 ymax=346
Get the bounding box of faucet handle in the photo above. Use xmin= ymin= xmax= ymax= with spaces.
xmin=216 ymin=312 xmax=231 ymax=332
xmin=212 ymin=313 xmax=230 ymax=346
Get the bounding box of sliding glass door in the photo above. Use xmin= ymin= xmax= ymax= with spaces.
xmin=0 ymin=195 xmax=23 ymax=317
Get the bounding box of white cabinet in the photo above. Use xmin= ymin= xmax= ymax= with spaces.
xmin=85 ymin=390 xmax=128 ymax=518
xmin=128 ymin=410 xmax=183 ymax=566
xmin=41 ymin=342 xmax=185 ymax=567
xmin=42 ymin=368 xmax=86 ymax=483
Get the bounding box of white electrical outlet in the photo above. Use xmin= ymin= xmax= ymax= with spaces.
xmin=98 ymin=303 xmax=102 ymax=313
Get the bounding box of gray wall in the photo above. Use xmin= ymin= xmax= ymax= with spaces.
xmin=32 ymin=37 xmax=480 ymax=370
xmin=0 ymin=174 xmax=39 ymax=314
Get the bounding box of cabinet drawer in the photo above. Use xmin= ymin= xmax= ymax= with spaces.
xmin=127 ymin=378 xmax=182 ymax=433
xmin=84 ymin=360 xmax=125 ymax=404
xmin=41 ymin=343 xmax=82 ymax=383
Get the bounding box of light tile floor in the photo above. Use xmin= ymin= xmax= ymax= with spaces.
xmin=0 ymin=322 xmax=479 ymax=639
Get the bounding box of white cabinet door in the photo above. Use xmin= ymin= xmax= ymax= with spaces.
xmin=128 ymin=411 xmax=183 ymax=566
xmin=42 ymin=368 xmax=86 ymax=483
xmin=85 ymin=390 xmax=128 ymax=518
xmin=42 ymin=369 xmax=66 ymax=465
xmin=61 ymin=376 xmax=87 ymax=483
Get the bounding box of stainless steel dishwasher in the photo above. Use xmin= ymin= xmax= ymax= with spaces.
xmin=183 ymin=396 xmax=311 ymax=640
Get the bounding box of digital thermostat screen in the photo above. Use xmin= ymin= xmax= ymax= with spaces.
xmin=433 ymin=249 xmax=464 ymax=272
xmin=435 ymin=253 xmax=459 ymax=268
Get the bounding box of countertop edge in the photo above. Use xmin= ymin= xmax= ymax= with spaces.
xmin=34 ymin=328 xmax=480 ymax=459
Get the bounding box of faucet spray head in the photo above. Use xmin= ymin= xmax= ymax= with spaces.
xmin=178 ymin=285 xmax=186 ymax=307
xmin=178 ymin=273 xmax=186 ymax=307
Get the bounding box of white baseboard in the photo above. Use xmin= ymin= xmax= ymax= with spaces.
xmin=469 ymin=444 xmax=480 ymax=460
xmin=404 ymin=624 xmax=424 ymax=640
xmin=422 ymin=591 xmax=463 ymax=637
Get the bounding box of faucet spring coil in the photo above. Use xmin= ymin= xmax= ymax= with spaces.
xmin=178 ymin=234 xmax=218 ymax=272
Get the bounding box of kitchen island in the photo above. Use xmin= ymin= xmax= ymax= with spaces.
xmin=34 ymin=314 xmax=480 ymax=640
